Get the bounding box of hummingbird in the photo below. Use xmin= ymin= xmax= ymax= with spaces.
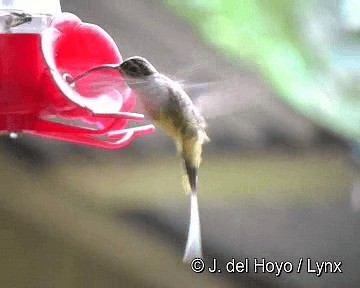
xmin=118 ymin=56 xmax=209 ymax=262
xmin=0 ymin=12 xmax=32 ymax=30
xmin=68 ymin=56 xmax=209 ymax=262
xmin=118 ymin=57 xmax=209 ymax=191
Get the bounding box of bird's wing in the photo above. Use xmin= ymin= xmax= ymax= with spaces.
xmin=181 ymin=76 xmax=266 ymax=120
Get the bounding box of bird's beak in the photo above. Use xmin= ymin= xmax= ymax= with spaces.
xmin=117 ymin=66 xmax=124 ymax=75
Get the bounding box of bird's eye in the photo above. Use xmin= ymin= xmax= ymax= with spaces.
xmin=129 ymin=66 xmax=138 ymax=73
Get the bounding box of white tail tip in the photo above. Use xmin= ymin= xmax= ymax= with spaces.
xmin=183 ymin=192 xmax=202 ymax=263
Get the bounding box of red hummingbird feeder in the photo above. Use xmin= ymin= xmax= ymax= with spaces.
xmin=0 ymin=11 xmax=154 ymax=149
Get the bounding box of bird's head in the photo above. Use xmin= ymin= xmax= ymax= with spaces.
xmin=119 ymin=56 xmax=158 ymax=78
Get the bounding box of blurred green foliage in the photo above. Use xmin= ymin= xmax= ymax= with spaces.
xmin=165 ymin=0 xmax=360 ymax=142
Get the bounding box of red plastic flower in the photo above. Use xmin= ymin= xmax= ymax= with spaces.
xmin=0 ymin=12 xmax=153 ymax=148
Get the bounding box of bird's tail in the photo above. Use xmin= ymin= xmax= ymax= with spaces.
xmin=180 ymin=136 xmax=206 ymax=262
xmin=180 ymin=133 xmax=207 ymax=194
xmin=183 ymin=191 xmax=202 ymax=262
xmin=184 ymin=159 xmax=198 ymax=193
